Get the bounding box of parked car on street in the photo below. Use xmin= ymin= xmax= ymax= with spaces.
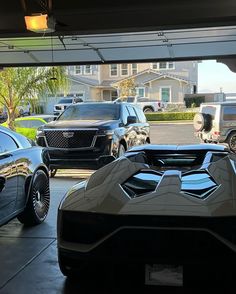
xmin=1 ymin=115 xmax=57 ymax=142
xmin=57 ymin=144 xmax=236 ymax=286
xmin=54 ymin=97 xmax=83 ymax=116
xmin=17 ymin=101 xmax=31 ymax=116
xmin=114 ymin=95 xmax=163 ymax=112
xmin=36 ymin=102 xmax=150 ymax=170
xmin=193 ymin=101 xmax=236 ymax=152
xmin=0 ymin=126 xmax=50 ymax=226
xmin=0 ymin=111 xmax=7 ymax=123
xmin=2 ymin=115 xmax=56 ymax=129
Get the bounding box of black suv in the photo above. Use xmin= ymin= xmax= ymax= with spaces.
xmin=36 ymin=102 xmax=150 ymax=170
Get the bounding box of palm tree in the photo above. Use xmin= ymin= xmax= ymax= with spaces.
xmin=0 ymin=67 xmax=68 ymax=130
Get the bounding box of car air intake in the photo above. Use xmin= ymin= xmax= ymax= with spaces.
xmin=181 ymin=171 xmax=218 ymax=199
xmin=122 ymin=171 xmax=162 ymax=198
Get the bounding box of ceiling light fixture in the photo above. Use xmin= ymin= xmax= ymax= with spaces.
xmin=24 ymin=13 xmax=55 ymax=33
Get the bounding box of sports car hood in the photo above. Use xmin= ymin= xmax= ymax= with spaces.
xmin=43 ymin=119 xmax=119 ymax=129
xmin=60 ymin=145 xmax=236 ymax=217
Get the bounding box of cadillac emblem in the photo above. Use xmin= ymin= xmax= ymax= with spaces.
xmin=62 ymin=132 xmax=74 ymax=138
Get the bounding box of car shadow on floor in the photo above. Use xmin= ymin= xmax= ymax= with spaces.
xmin=62 ymin=278 xmax=235 ymax=294
xmin=62 ymin=266 xmax=235 ymax=294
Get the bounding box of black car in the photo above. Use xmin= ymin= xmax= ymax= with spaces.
xmin=36 ymin=103 xmax=150 ymax=170
xmin=0 ymin=126 xmax=50 ymax=226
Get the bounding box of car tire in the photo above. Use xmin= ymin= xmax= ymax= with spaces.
xmin=118 ymin=143 xmax=126 ymax=157
xmin=143 ymin=107 xmax=154 ymax=113
xmin=49 ymin=169 xmax=57 ymax=178
xmin=226 ymin=132 xmax=236 ymax=152
xmin=193 ymin=113 xmax=212 ymax=132
xmin=17 ymin=170 xmax=50 ymax=226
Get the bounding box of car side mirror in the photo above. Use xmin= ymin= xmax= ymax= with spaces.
xmin=98 ymin=155 xmax=115 ymax=168
xmin=127 ymin=115 xmax=137 ymax=125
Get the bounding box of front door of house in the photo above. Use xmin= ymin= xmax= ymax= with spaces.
xmin=161 ymin=87 xmax=170 ymax=103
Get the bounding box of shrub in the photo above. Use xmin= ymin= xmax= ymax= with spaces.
xmin=184 ymin=96 xmax=205 ymax=108
xmin=145 ymin=112 xmax=196 ymax=121
xmin=164 ymin=103 xmax=186 ymax=112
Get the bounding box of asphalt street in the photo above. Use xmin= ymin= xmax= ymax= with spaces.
xmin=149 ymin=123 xmax=199 ymax=145
xmin=0 ymin=123 xmax=231 ymax=293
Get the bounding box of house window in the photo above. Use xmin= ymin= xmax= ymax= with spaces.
xmin=121 ymin=64 xmax=128 ymax=76
xmin=75 ymin=65 xmax=82 ymax=74
xmin=168 ymin=62 xmax=174 ymax=69
xmin=136 ymin=87 xmax=145 ymax=97
xmin=152 ymin=63 xmax=158 ymax=70
xmin=83 ymin=65 xmax=92 ymax=75
xmin=111 ymin=90 xmax=118 ymax=101
xmin=131 ymin=64 xmax=138 ymax=75
xmin=84 ymin=65 xmax=92 ymax=74
xmin=159 ymin=62 xmax=175 ymax=70
xmin=160 ymin=87 xmax=171 ymax=103
xmin=75 ymin=92 xmax=85 ymax=100
xmin=110 ymin=64 xmax=118 ymax=76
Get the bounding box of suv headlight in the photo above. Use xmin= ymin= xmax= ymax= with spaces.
xmin=97 ymin=130 xmax=114 ymax=136
xmin=36 ymin=127 xmax=45 ymax=136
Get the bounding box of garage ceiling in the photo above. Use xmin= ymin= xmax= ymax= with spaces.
xmin=1 ymin=0 xmax=236 ymax=66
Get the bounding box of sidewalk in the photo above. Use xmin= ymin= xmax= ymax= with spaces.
xmin=149 ymin=120 xmax=193 ymax=125
xmin=55 ymin=169 xmax=94 ymax=178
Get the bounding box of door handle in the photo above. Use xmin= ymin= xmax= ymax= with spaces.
xmin=0 ymin=176 xmax=6 ymax=192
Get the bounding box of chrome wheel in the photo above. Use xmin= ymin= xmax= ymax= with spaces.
xmin=17 ymin=170 xmax=50 ymax=226
xmin=31 ymin=175 xmax=50 ymax=220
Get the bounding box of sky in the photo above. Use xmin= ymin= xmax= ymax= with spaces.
xmin=198 ymin=60 xmax=236 ymax=93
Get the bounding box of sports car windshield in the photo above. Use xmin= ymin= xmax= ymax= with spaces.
xmin=151 ymin=153 xmax=206 ymax=171
xmin=58 ymin=104 xmax=120 ymax=120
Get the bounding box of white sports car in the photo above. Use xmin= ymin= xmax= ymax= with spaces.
xmin=57 ymin=144 xmax=236 ymax=287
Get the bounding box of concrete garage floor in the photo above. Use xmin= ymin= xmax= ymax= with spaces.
xmin=0 ymin=177 xmax=79 ymax=294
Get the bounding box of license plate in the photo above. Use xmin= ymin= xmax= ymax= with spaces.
xmin=145 ymin=264 xmax=183 ymax=287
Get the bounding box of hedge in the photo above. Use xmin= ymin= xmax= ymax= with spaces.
xmin=145 ymin=112 xmax=196 ymax=121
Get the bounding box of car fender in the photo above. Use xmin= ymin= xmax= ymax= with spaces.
xmin=24 ymin=163 xmax=49 ymax=204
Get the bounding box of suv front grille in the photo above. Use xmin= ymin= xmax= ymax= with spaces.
xmin=45 ymin=129 xmax=97 ymax=148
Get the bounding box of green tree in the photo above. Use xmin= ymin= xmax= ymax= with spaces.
xmin=116 ymin=78 xmax=136 ymax=97
xmin=0 ymin=67 xmax=68 ymax=130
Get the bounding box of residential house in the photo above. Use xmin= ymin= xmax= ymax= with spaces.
xmin=44 ymin=61 xmax=198 ymax=113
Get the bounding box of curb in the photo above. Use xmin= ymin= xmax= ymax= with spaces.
xmin=149 ymin=121 xmax=193 ymax=125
